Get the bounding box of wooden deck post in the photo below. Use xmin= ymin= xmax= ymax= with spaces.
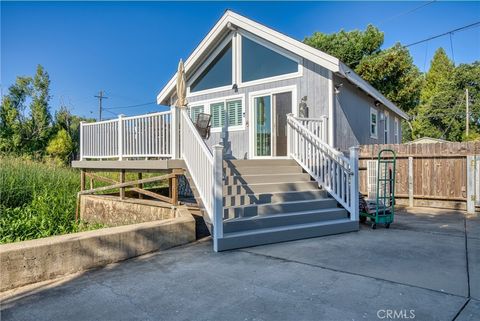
xmin=120 ymin=170 xmax=125 ymax=199
xmin=171 ymin=169 xmax=181 ymax=206
xmin=138 ymin=172 xmax=143 ymax=199
xmin=80 ymin=169 xmax=86 ymax=191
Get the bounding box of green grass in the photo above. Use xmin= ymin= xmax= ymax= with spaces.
xmin=0 ymin=157 xmax=87 ymax=244
xmin=0 ymin=157 xmax=169 ymax=244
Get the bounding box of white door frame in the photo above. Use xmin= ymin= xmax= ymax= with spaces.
xmin=248 ymin=85 xmax=297 ymax=159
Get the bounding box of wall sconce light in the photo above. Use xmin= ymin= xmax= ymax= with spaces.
xmin=299 ymin=96 xmax=308 ymax=118
xmin=232 ymin=83 xmax=238 ymax=92
xmin=374 ymin=101 xmax=381 ymax=108
xmin=334 ymin=83 xmax=343 ymax=94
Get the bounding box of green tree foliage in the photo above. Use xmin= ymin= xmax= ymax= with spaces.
xmin=411 ymin=49 xmax=480 ymax=141
xmin=355 ymin=43 xmax=423 ymax=113
xmin=46 ymin=129 xmax=74 ymax=164
xmin=304 ymin=27 xmax=422 ymax=114
xmin=26 ymin=65 xmax=52 ymax=156
xmin=0 ymin=77 xmax=32 ymax=153
xmin=304 ymin=25 xmax=384 ymax=69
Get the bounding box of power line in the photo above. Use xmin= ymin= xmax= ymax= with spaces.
xmin=379 ymin=0 xmax=437 ymax=26
xmin=104 ymin=101 xmax=157 ymax=110
xmin=405 ymin=21 xmax=480 ymax=48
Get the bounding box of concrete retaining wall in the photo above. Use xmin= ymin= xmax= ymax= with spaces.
xmin=81 ymin=195 xmax=175 ymax=226
xmin=0 ymin=207 xmax=195 ymax=292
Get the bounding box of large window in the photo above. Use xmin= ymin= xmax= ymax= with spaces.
xmin=241 ymin=37 xmax=298 ymax=83
xmin=190 ymin=42 xmax=232 ymax=93
xmin=211 ymin=102 xmax=226 ymax=128
xmin=370 ymin=107 xmax=378 ymax=139
xmin=384 ymin=112 xmax=389 ymax=143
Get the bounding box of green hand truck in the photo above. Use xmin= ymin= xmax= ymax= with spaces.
xmin=360 ymin=149 xmax=397 ymax=229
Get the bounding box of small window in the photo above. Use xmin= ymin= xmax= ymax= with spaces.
xmin=384 ymin=112 xmax=389 ymax=143
xmin=189 ymin=105 xmax=204 ymax=123
xmin=242 ymin=36 xmax=298 ymax=83
xmin=370 ymin=108 xmax=378 ymax=138
xmin=394 ymin=118 xmax=400 ymax=144
xmin=210 ymin=102 xmax=226 ymax=128
xmin=226 ymin=99 xmax=242 ymax=127
xmin=190 ymin=42 xmax=232 ymax=93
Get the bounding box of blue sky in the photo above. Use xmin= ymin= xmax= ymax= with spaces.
xmin=2 ymin=1 xmax=479 ymax=119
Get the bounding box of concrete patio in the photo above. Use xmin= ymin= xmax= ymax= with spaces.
xmin=1 ymin=208 xmax=478 ymax=321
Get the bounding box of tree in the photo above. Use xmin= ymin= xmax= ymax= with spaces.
xmin=0 ymin=77 xmax=32 ymax=153
xmin=26 ymin=65 xmax=52 ymax=156
xmin=304 ymin=25 xmax=384 ymax=69
xmin=355 ymin=43 xmax=423 ymax=113
xmin=411 ymin=49 xmax=480 ymax=141
xmin=46 ymin=129 xmax=73 ymax=164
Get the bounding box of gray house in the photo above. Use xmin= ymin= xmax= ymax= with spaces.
xmin=75 ymin=11 xmax=407 ymax=251
xmin=157 ymin=10 xmax=408 ymax=158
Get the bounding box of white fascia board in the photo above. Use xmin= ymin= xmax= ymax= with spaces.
xmin=338 ymin=62 xmax=409 ymax=120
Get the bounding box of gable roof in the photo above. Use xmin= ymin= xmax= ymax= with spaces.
xmin=156 ymin=10 xmax=409 ymax=120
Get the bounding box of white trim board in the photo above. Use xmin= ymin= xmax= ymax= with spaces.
xmin=156 ymin=10 xmax=408 ymax=121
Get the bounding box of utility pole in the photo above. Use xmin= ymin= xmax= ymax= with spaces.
xmin=94 ymin=90 xmax=108 ymax=121
xmin=466 ymin=88 xmax=469 ymax=137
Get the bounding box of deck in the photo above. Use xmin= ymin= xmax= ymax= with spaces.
xmin=71 ymin=159 xmax=185 ymax=171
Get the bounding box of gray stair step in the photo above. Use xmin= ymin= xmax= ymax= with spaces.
xmin=223 ymin=190 xmax=327 ymax=207
xmin=225 ymin=159 xmax=297 ymax=167
xmin=225 ymin=166 xmax=303 ymax=176
xmin=224 ymin=181 xmax=319 ymax=195
xmin=224 ymin=208 xmax=349 ymax=233
xmin=225 ymin=173 xmax=311 ymax=185
xmin=216 ymin=219 xmax=358 ymax=251
xmin=224 ymin=198 xmax=338 ymax=218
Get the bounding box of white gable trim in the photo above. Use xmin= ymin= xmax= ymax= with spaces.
xmin=157 ymin=10 xmax=409 ymax=121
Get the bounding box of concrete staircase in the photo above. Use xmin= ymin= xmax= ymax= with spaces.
xmin=215 ymin=159 xmax=358 ymax=251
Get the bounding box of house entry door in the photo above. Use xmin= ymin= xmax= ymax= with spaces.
xmin=253 ymin=91 xmax=292 ymax=157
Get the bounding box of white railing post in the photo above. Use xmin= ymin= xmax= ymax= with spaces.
xmin=212 ymin=144 xmax=224 ymax=252
xmin=118 ymin=114 xmax=124 ymax=160
xmin=79 ymin=121 xmax=85 ymax=160
xmin=349 ymin=146 xmax=359 ymax=222
xmin=320 ymin=115 xmax=328 ymax=144
xmin=171 ymin=105 xmax=180 ymax=159
xmin=467 ymin=155 xmax=475 ymax=214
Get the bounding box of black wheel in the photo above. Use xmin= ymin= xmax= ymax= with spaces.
xmin=360 ymin=216 xmax=367 ymax=223
xmin=385 ymin=223 xmax=391 ymax=229
xmin=372 ymin=223 xmax=377 ymax=229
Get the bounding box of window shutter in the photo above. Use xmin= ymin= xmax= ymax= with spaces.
xmin=190 ymin=105 xmax=204 ymax=123
xmin=227 ymin=100 xmax=242 ymax=127
xmin=211 ymin=102 xmax=225 ymax=128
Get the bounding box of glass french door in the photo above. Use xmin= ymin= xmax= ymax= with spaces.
xmin=253 ymin=92 xmax=292 ymax=157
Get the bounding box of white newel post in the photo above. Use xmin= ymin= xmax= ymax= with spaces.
xmin=79 ymin=121 xmax=85 ymax=161
xmin=349 ymin=146 xmax=359 ymax=222
xmin=320 ymin=115 xmax=328 ymax=144
xmin=212 ymin=144 xmax=224 ymax=252
xmin=171 ymin=106 xmax=180 ymax=159
xmin=117 ymin=114 xmax=124 ymax=160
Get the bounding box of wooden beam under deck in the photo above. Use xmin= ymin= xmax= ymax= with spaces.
xmin=71 ymin=159 xmax=186 ymax=171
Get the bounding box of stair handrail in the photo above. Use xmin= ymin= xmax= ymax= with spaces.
xmin=180 ymin=109 xmax=223 ymax=250
xmin=287 ymin=114 xmax=359 ymax=221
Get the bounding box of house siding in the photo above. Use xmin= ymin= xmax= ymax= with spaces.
xmin=333 ymin=74 xmax=403 ymax=152
xmin=186 ymin=57 xmax=330 ymax=159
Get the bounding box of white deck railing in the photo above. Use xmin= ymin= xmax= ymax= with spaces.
xmin=180 ymin=109 xmax=223 ymax=251
xmin=80 ymin=111 xmax=172 ymax=160
xmin=295 ymin=116 xmax=328 ymax=144
xmin=287 ymin=114 xmax=359 ymax=220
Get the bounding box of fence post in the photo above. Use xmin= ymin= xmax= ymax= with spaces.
xmin=79 ymin=121 xmax=85 ymax=161
xmin=349 ymin=146 xmax=359 ymax=223
xmin=212 ymin=144 xmax=224 ymax=252
xmin=118 ymin=114 xmax=124 ymax=160
xmin=408 ymin=156 xmax=414 ymax=207
xmin=467 ymin=155 xmax=475 ymax=214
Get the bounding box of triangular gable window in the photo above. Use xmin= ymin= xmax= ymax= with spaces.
xmin=190 ymin=42 xmax=232 ymax=93
xmin=242 ymin=36 xmax=298 ymax=83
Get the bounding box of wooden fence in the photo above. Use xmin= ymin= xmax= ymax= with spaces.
xmin=358 ymin=141 xmax=480 ymax=212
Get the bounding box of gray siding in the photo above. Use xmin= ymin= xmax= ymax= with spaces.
xmin=186 ymin=57 xmax=330 ymax=159
xmin=333 ymin=75 xmax=403 ymax=152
